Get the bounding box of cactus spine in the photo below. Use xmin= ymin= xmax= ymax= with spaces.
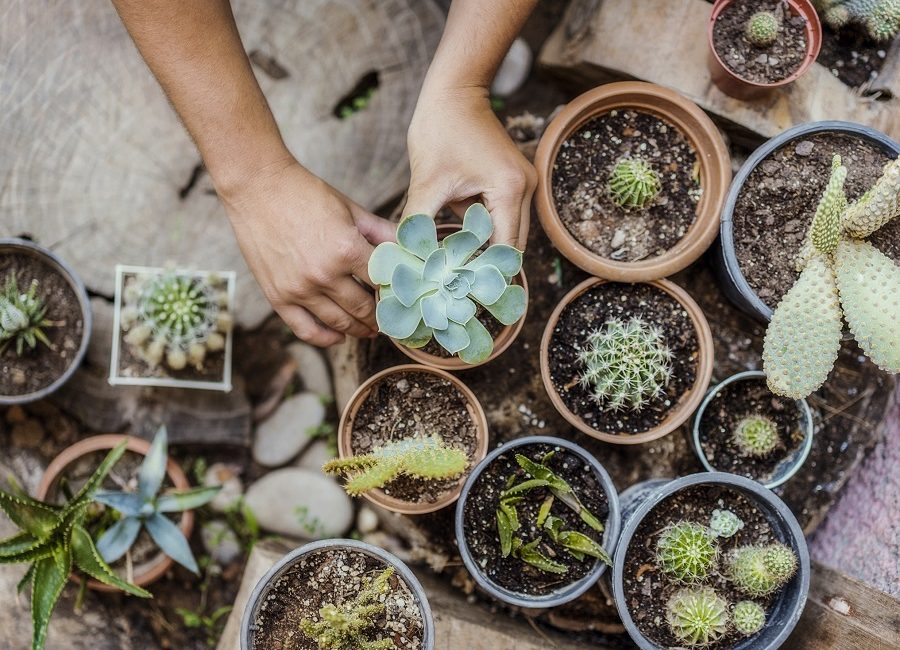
xmin=733 ymin=416 xmax=780 ymax=457
xmin=746 ymin=11 xmax=781 ymax=47
xmin=733 ymin=600 xmax=767 ymax=636
xmin=656 ymin=522 xmax=719 ymax=582
xmin=608 ymin=158 xmax=662 ymax=210
xmin=666 ymin=587 xmax=730 ymax=646
xmin=727 ymin=543 xmax=798 ymax=597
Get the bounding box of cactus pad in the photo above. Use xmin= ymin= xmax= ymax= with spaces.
xmin=842 ymin=157 xmax=900 ymax=239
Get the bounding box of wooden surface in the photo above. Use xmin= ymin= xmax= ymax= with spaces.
xmin=0 ymin=0 xmax=443 ymax=327
xmin=538 ymin=0 xmax=900 ymax=144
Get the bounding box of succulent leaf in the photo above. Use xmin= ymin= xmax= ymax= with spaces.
xmin=515 ymin=538 xmax=567 ymax=574
xmin=70 ymin=524 xmax=151 ymax=597
xmin=95 ymin=516 xmax=142 ymax=564
xmin=155 ymin=486 xmax=221 ymax=513
xmin=433 ymin=320 xmax=470 ymax=354
xmin=482 ymin=284 xmax=527 ymax=326
xmin=459 ymin=317 xmax=494 ymax=364
xmin=368 ymin=242 xmax=423 ymax=285
xmin=397 ymin=213 xmax=438 ymax=259
xmin=422 ymin=248 xmax=447 ymax=282
xmin=470 ymin=265 xmax=507 ymax=305
xmin=0 ymin=277 xmax=54 ymax=357
xmin=390 ymin=264 xmax=431 ymax=308
xmin=421 ymin=293 xmax=450 ymax=330
xmin=31 ymin=550 xmax=71 ymax=650
xmin=92 ymin=491 xmax=144 ymax=517
xmin=0 ymin=491 xmax=60 ymax=539
xmin=375 ymin=295 xmax=424 ymax=339
xmin=443 ymin=230 xmax=482 ymax=267
xmin=145 ymin=512 xmax=199 ymax=574
xmin=139 ymin=425 xmax=169 ymax=500
xmin=0 ymin=531 xmax=40 ymax=558
xmin=463 ymin=203 xmax=494 ymax=245
xmin=709 ymin=509 xmax=744 ymax=538
xmin=462 ymin=244 xmax=523 ymax=277
xmin=397 ymin=320 xmax=433 ymax=349
xmin=446 ymin=295 xmax=477 ymax=324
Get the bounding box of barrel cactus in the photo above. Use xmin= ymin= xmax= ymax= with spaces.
xmin=763 ymin=154 xmax=900 ymax=399
xmin=0 ymin=277 xmax=53 ymax=356
xmin=727 ymin=543 xmax=798 ymax=597
xmin=608 ymin=158 xmax=661 ymax=210
xmin=368 ymin=204 xmax=525 ymax=364
xmin=656 ymin=521 xmax=718 ymax=582
xmin=666 ymin=587 xmax=730 ymax=647
xmin=733 ymin=415 xmax=779 ymax=457
xmin=815 ymin=0 xmax=900 ymax=41
xmin=733 ymin=600 xmax=767 ymax=636
xmin=746 ymin=11 xmax=780 ymax=47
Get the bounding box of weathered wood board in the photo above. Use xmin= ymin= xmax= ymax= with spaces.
xmin=538 ymin=0 xmax=900 ymax=143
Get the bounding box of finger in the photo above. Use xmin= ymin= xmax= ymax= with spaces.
xmin=307 ymin=295 xmax=375 ymax=339
xmin=483 ymin=190 xmax=522 ymax=248
xmin=339 ymin=232 xmax=376 ymax=288
xmin=352 ymin=208 xmax=397 ymax=246
xmin=402 ymin=182 xmax=446 ymax=221
xmin=277 ymin=304 xmax=345 ymax=347
xmin=447 ymin=197 xmax=478 ymax=220
xmin=517 ymin=185 xmax=535 ymax=251
xmin=327 ymin=277 xmax=377 ymax=331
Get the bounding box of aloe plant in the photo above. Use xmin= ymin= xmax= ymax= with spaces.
xmin=368 ymin=203 xmax=525 ymax=363
xmin=0 ymin=276 xmax=54 ymax=356
xmin=0 ymin=442 xmax=151 ymax=650
xmin=93 ymin=426 xmax=219 ymax=574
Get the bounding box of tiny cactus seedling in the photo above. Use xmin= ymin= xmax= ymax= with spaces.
xmin=709 ymin=509 xmax=744 ymax=538
xmin=299 ymin=567 xmax=396 ymax=650
xmin=815 ymin=0 xmax=900 ymax=41
xmin=666 ymin=587 xmax=730 ymax=647
xmin=733 ymin=600 xmax=767 ymax=636
xmin=656 ymin=522 xmax=718 ymax=582
xmin=0 ymin=277 xmax=54 ymax=356
xmin=727 ymin=543 xmax=798 ymax=597
xmin=608 ymin=158 xmax=662 ymax=210
xmin=733 ymin=415 xmax=780 ymax=457
xmin=746 ymin=11 xmax=780 ymax=47
xmin=578 ymin=317 xmax=673 ymax=412
xmin=323 ymin=435 xmax=468 ymax=497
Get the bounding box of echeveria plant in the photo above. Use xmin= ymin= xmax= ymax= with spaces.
xmin=93 ymin=426 xmax=220 ymax=574
xmin=368 ymin=203 xmax=525 ymax=364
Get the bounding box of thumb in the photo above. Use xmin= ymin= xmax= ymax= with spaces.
xmin=402 ymin=183 xmax=446 ymax=222
xmin=353 ymin=209 xmax=397 ymax=245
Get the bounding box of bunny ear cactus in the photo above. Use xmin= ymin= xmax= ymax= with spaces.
xmin=368 ymin=204 xmax=525 ymax=364
xmin=764 ymin=154 xmax=900 ymax=399
xmin=0 ymin=442 xmax=152 ymax=650
xmin=815 ymin=0 xmax=900 ymax=41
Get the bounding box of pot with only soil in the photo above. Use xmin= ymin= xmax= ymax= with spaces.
xmin=613 ymin=473 xmax=809 ymax=649
xmin=36 ymin=434 xmax=193 ymax=591
xmin=240 ymin=538 xmax=434 ymax=650
xmin=332 ymin=363 xmax=489 ymax=515
xmin=540 ymin=277 xmax=714 ymax=445
xmin=715 ymin=120 xmax=900 ymax=322
xmin=691 ymin=371 xmax=814 ymax=489
xmin=534 ymin=81 xmax=731 ymax=282
xmin=0 ymin=238 xmax=91 ymax=405
xmin=708 ymin=0 xmax=822 ymax=100
xmin=455 ymin=435 xmax=621 ymax=608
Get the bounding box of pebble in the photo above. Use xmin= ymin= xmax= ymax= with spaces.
xmin=201 ymin=520 xmax=242 ymax=565
xmin=356 ymin=506 xmax=379 ymax=534
xmin=203 ymin=463 xmax=244 ymax=512
xmin=11 ymin=418 xmax=44 ymax=449
xmin=795 ymin=140 xmax=815 ymax=157
xmin=252 ymin=391 xmax=326 ymax=467
xmin=244 ymin=468 xmax=353 ymax=540
xmin=768 ymin=57 xmax=779 ymax=66
xmin=755 ymin=53 xmax=768 ymax=64
xmin=287 ymin=342 xmax=333 ymax=399
xmin=295 ymin=439 xmax=335 ymax=472
xmin=490 ymin=37 xmax=532 ymax=97
xmin=610 ymin=229 xmax=626 ymax=249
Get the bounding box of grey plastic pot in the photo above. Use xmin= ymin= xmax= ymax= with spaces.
xmin=239 ymin=539 xmax=434 ymax=650
xmin=612 ymin=473 xmax=810 ymax=650
xmin=691 ymin=371 xmax=814 ymax=489
xmin=714 ymin=121 xmax=900 ymax=323
xmin=454 ymin=435 xmax=621 ymax=609
xmin=0 ymin=237 xmax=92 ymax=405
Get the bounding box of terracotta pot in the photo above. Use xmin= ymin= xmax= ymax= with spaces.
xmin=338 ymin=364 xmax=489 ymax=515
xmin=36 ymin=434 xmax=193 ymax=591
xmin=534 ymin=81 xmax=731 ymax=283
xmin=707 ymin=0 xmax=822 ymax=100
xmin=540 ymin=277 xmax=714 ymax=444
xmin=383 ymin=224 xmax=528 ymax=370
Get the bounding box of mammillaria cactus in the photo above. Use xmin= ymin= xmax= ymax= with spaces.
xmin=746 ymin=11 xmax=781 ymax=47
xmin=368 ymin=204 xmax=525 ymax=364
xmin=0 ymin=277 xmax=53 ymax=356
xmin=578 ymin=317 xmax=673 ymax=412
xmin=733 ymin=415 xmax=780 ymax=457
xmin=666 ymin=587 xmax=730 ymax=647
xmin=815 ymin=0 xmax=900 ymax=41
xmin=656 ymin=521 xmax=718 ymax=582
xmin=727 ymin=543 xmax=798 ymax=596
xmin=299 ymin=567 xmax=395 ymax=650
xmin=608 ymin=158 xmax=661 ymax=210
xmin=121 ymin=270 xmax=231 ymax=371
xmin=709 ymin=509 xmax=744 ymax=538
xmin=323 ymin=435 xmax=468 ymax=497
xmin=763 ymin=154 xmax=900 ymax=399
xmin=733 ymin=600 xmax=767 ymax=636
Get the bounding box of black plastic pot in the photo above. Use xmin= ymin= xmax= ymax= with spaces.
xmin=454 ymin=435 xmax=621 ymax=609
xmin=612 ymin=473 xmax=810 ymax=649
xmin=715 ymin=121 xmax=900 ymax=323
xmin=240 ymin=539 xmax=435 ymax=650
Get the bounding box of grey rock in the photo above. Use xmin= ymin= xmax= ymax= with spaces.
xmin=252 ymin=391 xmax=325 ymax=467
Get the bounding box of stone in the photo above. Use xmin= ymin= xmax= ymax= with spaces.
xmin=491 ymin=37 xmax=532 ymax=97
xmin=10 ymin=418 xmax=44 ymax=449
xmin=204 ymin=463 xmax=245 ymax=513
xmin=356 ymin=506 xmax=379 ymax=534
xmin=288 ymin=342 xmax=333 ymax=399
xmin=252 ymin=391 xmax=326 ymax=467
xmin=295 ymin=438 xmax=335 ymax=472
xmin=244 ymin=468 xmax=353 ymax=540
xmin=795 ymin=140 xmax=815 ymax=157
xmin=201 ymin=520 xmax=243 ymax=565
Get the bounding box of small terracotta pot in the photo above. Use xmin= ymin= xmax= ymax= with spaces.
xmin=338 ymin=364 xmax=490 ymax=515
xmin=383 ymin=224 xmax=528 ymax=370
xmin=36 ymin=434 xmax=193 ymax=591
xmin=540 ymin=277 xmax=714 ymax=444
xmin=707 ymin=0 xmax=822 ymax=100
xmin=534 ymin=82 xmax=731 ymax=283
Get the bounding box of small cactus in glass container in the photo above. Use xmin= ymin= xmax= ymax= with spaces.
xmin=745 ymin=11 xmax=781 ymax=47
xmin=0 ymin=277 xmax=54 ymax=356
xmin=733 ymin=600 xmax=767 ymax=636
xmin=733 ymin=415 xmax=780 ymax=457
xmin=666 ymin=587 xmax=730 ymax=646
xmin=608 ymin=158 xmax=662 ymax=210
xmin=727 ymin=542 xmax=798 ymax=596
xmin=656 ymin=521 xmax=719 ymax=582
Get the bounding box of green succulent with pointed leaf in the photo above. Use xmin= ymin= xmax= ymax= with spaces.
xmin=93 ymin=426 xmax=220 ymax=575
xmin=0 ymin=442 xmax=152 ymax=650
xmin=368 ymin=204 xmax=525 ymax=364
xmin=0 ymin=277 xmax=54 ymax=356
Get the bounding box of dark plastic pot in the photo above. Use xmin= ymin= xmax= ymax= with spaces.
xmin=240 ymin=539 xmax=434 ymax=650
xmin=715 ymin=121 xmax=900 ymax=323
xmin=691 ymin=371 xmax=814 ymax=489
xmin=0 ymin=237 xmax=91 ymax=405
xmin=455 ymin=435 xmax=621 ymax=609
xmin=613 ymin=473 xmax=810 ymax=650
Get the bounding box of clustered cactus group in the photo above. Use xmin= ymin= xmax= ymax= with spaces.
xmin=815 ymin=0 xmax=900 ymax=41
xmin=120 ymin=270 xmax=232 ymax=372
xmin=733 ymin=415 xmax=780 ymax=457
xmin=0 ymin=276 xmax=53 ymax=356
xmin=368 ymin=204 xmax=526 ymax=364
xmin=578 ymin=316 xmax=673 ymax=412
xmin=607 ymin=158 xmax=662 ymax=210
xmin=763 ymin=154 xmax=900 ymax=399
xmin=745 ymin=10 xmax=781 ymax=47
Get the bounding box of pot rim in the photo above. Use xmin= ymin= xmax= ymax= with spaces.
xmin=690 ymin=370 xmax=814 ymax=488
xmin=239 ymin=538 xmax=434 ymax=650
xmin=338 ymin=363 xmax=490 ymax=515
xmin=454 ymin=435 xmax=622 ymax=609
xmin=0 ymin=237 xmax=92 ymax=405
xmin=612 ymin=472 xmax=810 ymax=650
xmin=35 ymin=433 xmax=193 ymax=591
xmin=534 ymin=81 xmax=731 ymax=282
xmin=540 ymin=277 xmax=715 ymax=444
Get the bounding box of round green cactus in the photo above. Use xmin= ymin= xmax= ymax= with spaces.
xmin=608 ymin=158 xmax=661 ymax=210
xmin=578 ymin=317 xmax=673 ymax=412
xmin=666 ymin=587 xmax=730 ymax=647
xmin=709 ymin=509 xmax=744 ymax=538
xmin=733 ymin=600 xmax=766 ymax=636
xmin=656 ymin=522 xmax=718 ymax=582
xmin=745 ymin=11 xmax=780 ymax=47
xmin=727 ymin=543 xmax=798 ymax=597
xmin=733 ymin=416 xmax=779 ymax=457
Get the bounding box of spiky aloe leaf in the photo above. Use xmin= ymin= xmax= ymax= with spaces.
xmin=67 ymin=442 xmax=128 ymax=509
xmin=17 ymin=563 xmax=35 ymax=594
xmin=70 ymin=524 xmax=151 ymax=597
xmin=842 ymin=156 xmax=900 ymax=238
xmin=144 ymin=513 xmax=198 ymax=574
xmin=558 ymin=530 xmax=612 ymax=565
xmin=0 ymin=491 xmax=60 ymax=538
xmin=0 ymin=531 xmax=39 ymax=558
xmin=31 ymin=549 xmax=71 ymax=650
xmin=497 ymin=506 xmax=514 ymax=557
xmin=515 ymin=538 xmax=567 ymax=574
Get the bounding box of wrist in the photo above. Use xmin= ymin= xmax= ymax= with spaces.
xmin=209 ymin=140 xmax=297 ymax=205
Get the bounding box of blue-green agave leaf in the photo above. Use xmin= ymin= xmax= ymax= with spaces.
xmin=145 ymin=512 xmax=199 ymax=574
xmin=96 ymin=516 xmax=142 ymax=564
xmin=483 ymin=284 xmax=526 ymax=325
xmin=446 ymin=295 xmax=477 ymax=324
xmin=139 ymin=426 xmax=168 ymax=501
xmin=470 ymin=265 xmax=506 ymax=305
xmin=463 ymin=203 xmax=493 ymax=245
xmin=433 ymin=321 xmax=470 ymax=354
xmin=397 ymin=214 xmax=438 ymax=259
xmin=459 ymin=318 xmax=494 ymax=364
xmin=67 ymin=442 xmax=128 ymax=511
xmin=390 ymin=263 xmax=434 ymax=308
xmin=397 ymin=320 xmax=434 ymax=349
xmin=443 ymin=231 xmax=482 ymax=267
xmin=92 ymin=491 xmax=144 ymax=517
xmin=31 ymin=549 xmax=71 ymax=650
xmin=422 ymin=248 xmax=447 ymax=282
xmin=376 ymin=295 xmax=423 ymax=339
xmin=462 ymin=244 xmax=523 ymax=277
xmin=368 ymin=243 xmax=424 ymax=285
xmin=156 ymin=486 xmax=221 ymax=513
xmin=71 ymin=524 xmax=151 ymax=598
xmin=0 ymin=490 xmax=59 ymax=538
xmin=421 ymin=293 xmax=449 ymax=330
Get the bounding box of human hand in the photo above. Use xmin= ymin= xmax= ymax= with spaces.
xmin=221 ymin=159 xmax=396 ymax=346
